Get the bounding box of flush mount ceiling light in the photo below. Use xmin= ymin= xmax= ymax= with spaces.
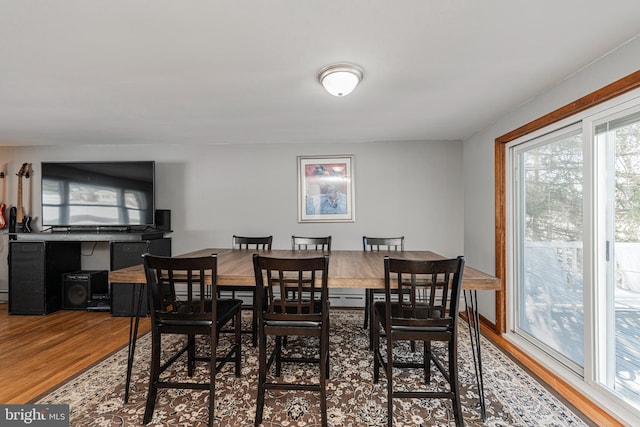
xmin=318 ymin=63 xmax=364 ymax=97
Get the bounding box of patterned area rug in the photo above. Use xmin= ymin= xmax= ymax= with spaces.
xmin=37 ymin=310 xmax=587 ymax=426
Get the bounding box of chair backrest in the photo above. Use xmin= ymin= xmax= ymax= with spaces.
xmin=233 ymin=235 xmax=273 ymax=250
xmin=383 ymin=255 xmax=465 ymax=329
xmin=143 ymin=254 xmax=217 ymax=322
xmin=363 ymin=236 xmax=404 ymax=251
xmin=253 ymin=254 xmax=329 ymax=321
xmin=291 ymin=235 xmax=332 ymax=251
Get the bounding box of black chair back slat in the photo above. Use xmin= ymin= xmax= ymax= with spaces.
xmin=292 ymin=235 xmax=332 ymax=251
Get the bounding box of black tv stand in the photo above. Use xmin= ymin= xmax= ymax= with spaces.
xmin=8 ymin=232 xmax=172 ymax=315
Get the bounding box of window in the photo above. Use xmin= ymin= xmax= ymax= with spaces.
xmin=504 ymin=90 xmax=640 ymax=423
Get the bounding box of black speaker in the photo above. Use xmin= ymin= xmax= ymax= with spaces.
xmin=111 ymin=282 xmax=148 ymax=317
xmin=63 ymin=279 xmax=89 ymax=309
xmin=62 ymin=270 xmax=109 ymax=310
xmin=9 ymin=242 xmax=46 ymax=314
xmin=155 ymin=209 xmax=171 ymax=231
xmin=9 ymin=241 xmax=81 ymax=314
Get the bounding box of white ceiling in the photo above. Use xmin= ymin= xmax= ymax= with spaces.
xmin=1 ymin=1 xmax=639 ymax=147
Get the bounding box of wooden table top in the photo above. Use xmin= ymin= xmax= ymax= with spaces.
xmin=109 ymin=248 xmax=500 ymax=291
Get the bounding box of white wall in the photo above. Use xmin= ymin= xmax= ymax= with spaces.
xmin=0 ymin=140 xmax=464 ymax=299
xmin=463 ymin=36 xmax=640 ymax=323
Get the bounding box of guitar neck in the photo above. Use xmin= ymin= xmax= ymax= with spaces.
xmin=17 ymin=177 xmax=24 ymax=222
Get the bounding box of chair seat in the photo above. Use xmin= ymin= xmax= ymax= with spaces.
xmin=173 ymin=298 xmax=243 ymax=323
xmin=265 ymin=320 xmax=322 ymax=328
xmin=391 ymin=325 xmax=450 ymax=333
xmin=159 ymin=319 xmax=213 ymax=327
xmin=374 ymin=301 xmax=451 ymax=334
xmin=373 ymin=300 xmax=434 ymax=319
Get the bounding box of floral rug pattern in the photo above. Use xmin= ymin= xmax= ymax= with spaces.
xmin=36 ymin=310 xmax=588 ymax=426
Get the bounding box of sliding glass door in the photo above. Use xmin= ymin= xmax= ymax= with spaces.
xmin=508 ymin=94 xmax=640 ymax=415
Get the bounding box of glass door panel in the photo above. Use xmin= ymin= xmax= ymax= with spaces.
xmin=597 ymin=109 xmax=640 ymax=404
xmin=515 ymin=129 xmax=584 ymax=369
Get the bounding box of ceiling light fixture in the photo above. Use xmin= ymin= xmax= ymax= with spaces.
xmin=318 ymin=63 xmax=364 ymax=97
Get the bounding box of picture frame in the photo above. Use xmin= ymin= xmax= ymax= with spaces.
xmin=298 ymin=155 xmax=355 ymax=223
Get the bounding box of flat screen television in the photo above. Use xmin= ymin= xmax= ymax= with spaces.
xmin=41 ymin=161 xmax=155 ymax=230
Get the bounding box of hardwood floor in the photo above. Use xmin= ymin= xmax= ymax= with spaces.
xmin=0 ymin=302 xmax=150 ymax=403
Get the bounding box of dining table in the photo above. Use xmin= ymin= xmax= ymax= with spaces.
xmin=110 ymin=248 xmax=500 ymax=419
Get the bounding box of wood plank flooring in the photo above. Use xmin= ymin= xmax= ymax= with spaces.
xmin=0 ymin=302 xmax=150 ymax=403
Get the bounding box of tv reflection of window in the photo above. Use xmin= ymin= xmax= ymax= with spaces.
xmin=42 ymin=179 xmax=150 ymax=226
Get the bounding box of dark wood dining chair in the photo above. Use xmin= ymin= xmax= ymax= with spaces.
xmin=291 ymin=235 xmax=332 ymax=251
xmin=373 ymin=255 xmax=465 ymax=427
xmin=142 ymin=254 xmax=242 ymax=427
xmin=289 ymin=235 xmax=331 ymax=304
xmin=252 ymin=254 xmax=330 ymax=427
xmin=219 ymin=235 xmax=273 ymax=347
xmin=363 ymin=236 xmax=405 ymax=349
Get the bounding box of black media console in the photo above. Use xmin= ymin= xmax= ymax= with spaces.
xmin=7 ymin=232 xmax=171 ymax=315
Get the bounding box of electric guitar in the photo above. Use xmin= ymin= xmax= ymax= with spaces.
xmin=0 ymin=172 xmax=5 ymax=229
xmin=16 ymin=163 xmax=32 ymax=233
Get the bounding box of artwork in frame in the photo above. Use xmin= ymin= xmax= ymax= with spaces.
xmin=298 ymin=155 xmax=355 ymax=223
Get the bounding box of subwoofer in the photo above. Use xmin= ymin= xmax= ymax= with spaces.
xmin=62 ymin=270 xmax=109 ymax=310
xmin=63 ymin=280 xmax=89 ymax=309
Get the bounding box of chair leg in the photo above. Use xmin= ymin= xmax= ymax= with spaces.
xmin=320 ymin=321 xmax=329 ymax=427
xmin=449 ymin=338 xmax=464 ymax=427
xmin=324 ymin=313 xmax=330 ymax=379
xmin=234 ymin=309 xmax=242 ymax=376
xmin=363 ymin=289 xmax=371 ymax=329
xmin=385 ymin=329 xmax=394 ymax=427
xmin=143 ymin=332 xmax=161 ymax=424
xmin=251 ymin=290 xmax=258 ymax=347
xmin=424 ymin=340 xmax=432 ymax=383
xmin=255 ymin=327 xmax=267 ymax=426
xmin=187 ymin=334 xmax=196 ymax=376
xmin=208 ymin=332 xmax=216 ymax=427
xmin=275 ymin=336 xmax=282 ymax=377
xmin=368 ymin=291 xmax=375 ymax=350
xmin=373 ymin=310 xmax=380 ymax=383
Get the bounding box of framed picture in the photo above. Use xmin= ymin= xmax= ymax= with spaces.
xmin=298 ymin=155 xmax=355 ymax=223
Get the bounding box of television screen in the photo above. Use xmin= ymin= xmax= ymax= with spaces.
xmin=41 ymin=161 xmax=155 ymax=228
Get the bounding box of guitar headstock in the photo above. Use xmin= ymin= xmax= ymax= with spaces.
xmin=17 ymin=163 xmax=32 ymax=179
